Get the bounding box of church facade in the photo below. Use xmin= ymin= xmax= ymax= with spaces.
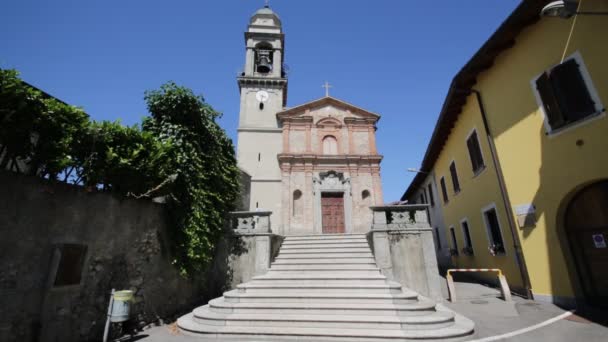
xmin=236 ymin=6 xmax=383 ymax=236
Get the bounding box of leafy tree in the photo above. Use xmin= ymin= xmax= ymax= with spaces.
xmin=0 ymin=69 xmax=88 ymax=177
xmin=143 ymin=82 xmax=240 ymax=276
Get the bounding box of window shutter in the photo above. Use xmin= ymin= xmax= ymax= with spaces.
xmin=467 ymin=132 xmax=484 ymax=172
xmin=466 ymin=137 xmax=477 ymax=172
xmin=550 ymin=59 xmax=596 ymax=122
xmin=536 ymin=72 xmax=565 ymax=129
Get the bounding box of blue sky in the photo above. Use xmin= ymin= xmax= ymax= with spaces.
xmin=1 ymin=0 xmax=520 ymax=201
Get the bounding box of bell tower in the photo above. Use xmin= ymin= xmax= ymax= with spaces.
xmin=236 ymin=5 xmax=287 ymax=227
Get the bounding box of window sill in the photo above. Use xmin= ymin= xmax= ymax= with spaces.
xmin=472 ymin=165 xmax=487 ymax=179
xmin=546 ymin=110 xmax=606 ymax=138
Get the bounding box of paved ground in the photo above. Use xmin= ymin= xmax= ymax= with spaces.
xmin=117 ymin=280 xmax=608 ymax=342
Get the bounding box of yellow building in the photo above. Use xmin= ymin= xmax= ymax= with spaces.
xmin=403 ymin=0 xmax=608 ymax=308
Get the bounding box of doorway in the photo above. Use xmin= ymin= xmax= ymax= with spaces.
xmin=565 ymin=180 xmax=608 ymax=307
xmin=321 ymin=192 xmax=345 ymax=234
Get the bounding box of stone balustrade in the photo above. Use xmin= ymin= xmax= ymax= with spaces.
xmin=227 ymin=211 xmax=272 ymax=234
xmin=370 ymin=204 xmax=430 ymax=230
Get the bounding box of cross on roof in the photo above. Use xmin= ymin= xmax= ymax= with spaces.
xmin=322 ymin=81 xmax=333 ymax=97
xmin=265 ymin=0 xmax=270 ymax=7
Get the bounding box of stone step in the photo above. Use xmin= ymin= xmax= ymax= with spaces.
xmin=272 ymin=258 xmax=376 ymax=265
xmin=280 ymin=247 xmax=372 ymax=254
xmin=281 ymin=241 xmax=369 ymax=248
xmin=192 ymin=305 xmax=456 ymax=330
xmin=284 ymin=234 xmax=367 ymax=241
xmin=268 ymin=269 xmax=382 ymax=276
xmin=237 ymin=283 xmax=404 ymax=295
xmin=178 ymin=312 xmax=475 ymax=341
xmin=249 ymin=277 xmax=387 ymax=286
xmin=222 ymin=290 xmax=420 ymax=305
xmin=270 ymin=264 xmax=380 ymax=270
xmin=208 ymin=297 xmax=436 ymax=316
xmin=276 ymin=252 xmax=374 ymax=259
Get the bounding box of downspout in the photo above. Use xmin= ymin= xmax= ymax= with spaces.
xmin=469 ymin=88 xmax=533 ymax=299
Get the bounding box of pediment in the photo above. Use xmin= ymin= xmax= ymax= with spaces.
xmin=276 ymin=96 xmax=380 ymax=124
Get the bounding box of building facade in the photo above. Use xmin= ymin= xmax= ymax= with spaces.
xmin=237 ymin=7 xmax=384 ymax=235
xmin=408 ymin=171 xmax=451 ymax=271
xmin=403 ymin=0 xmax=608 ymax=308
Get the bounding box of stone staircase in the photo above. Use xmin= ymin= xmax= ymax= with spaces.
xmin=178 ymin=234 xmax=475 ymax=341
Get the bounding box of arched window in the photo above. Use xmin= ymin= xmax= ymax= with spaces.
xmin=293 ymin=190 xmax=303 ymax=216
xmin=255 ymin=42 xmax=273 ymax=74
xmin=322 ymin=136 xmax=338 ymax=155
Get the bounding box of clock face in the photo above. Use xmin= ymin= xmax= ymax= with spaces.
xmin=256 ymin=90 xmax=269 ymax=103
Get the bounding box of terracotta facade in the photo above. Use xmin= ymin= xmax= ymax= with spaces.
xmin=276 ymin=97 xmax=383 ymax=235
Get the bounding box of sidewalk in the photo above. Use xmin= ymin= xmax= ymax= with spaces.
xmin=443 ymin=280 xmax=607 ymax=341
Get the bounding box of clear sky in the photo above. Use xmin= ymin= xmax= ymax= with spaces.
xmin=1 ymin=0 xmax=520 ymax=202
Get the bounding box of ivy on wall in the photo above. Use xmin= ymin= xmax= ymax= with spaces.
xmin=0 ymin=69 xmax=240 ymax=277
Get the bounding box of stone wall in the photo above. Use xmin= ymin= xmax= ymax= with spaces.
xmin=0 ymin=171 xmax=230 ymax=342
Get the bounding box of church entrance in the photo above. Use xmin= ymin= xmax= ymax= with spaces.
xmin=321 ymin=192 xmax=345 ymax=234
xmin=565 ymin=180 xmax=608 ymax=307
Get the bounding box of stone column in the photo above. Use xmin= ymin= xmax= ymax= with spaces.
xmin=304 ymin=165 xmax=314 ymax=234
xmin=347 ymin=123 xmax=354 ymax=154
xmin=372 ymin=169 xmax=383 ymax=205
xmin=368 ymin=124 xmax=377 ymax=155
xmin=245 ymin=47 xmax=254 ymax=74
xmin=272 ymin=49 xmax=282 ymax=78
xmin=281 ymin=168 xmax=291 ymax=235
xmin=283 ymin=122 xmax=290 ymax=152
xmin=305 ymin=122 xmax=312 ymax=153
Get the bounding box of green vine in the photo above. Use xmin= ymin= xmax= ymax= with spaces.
xmin=0 ymin=70 xmax=240 ymax=277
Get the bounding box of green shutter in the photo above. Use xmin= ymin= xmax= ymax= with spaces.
xmin=536 ymin=72 xmax=566 ymax=129
xmin=550 ymin=59 xmax=596 ymax=122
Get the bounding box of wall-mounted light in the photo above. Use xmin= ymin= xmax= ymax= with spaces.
xmin=541 ymin=0 xmax=608 ymax=18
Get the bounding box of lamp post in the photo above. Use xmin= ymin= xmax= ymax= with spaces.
xmin=407 ymin=168 xmax=428 ymax=174
xmin=541 ymin=1 xmax=608 ymax=18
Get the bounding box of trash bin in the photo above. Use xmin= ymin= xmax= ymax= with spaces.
xmin=110 ymin=290 xmax=133 ymax=323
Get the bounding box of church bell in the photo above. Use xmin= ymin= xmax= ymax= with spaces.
xmin=256 ymin=50 xmax=273 ymax=74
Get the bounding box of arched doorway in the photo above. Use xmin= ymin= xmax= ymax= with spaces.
xmin=565 ymin=180 xmax=608 ymax=307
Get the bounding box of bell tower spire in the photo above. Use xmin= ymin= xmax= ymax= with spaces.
xmin=235 ymin=5 xmax=287 ymax=228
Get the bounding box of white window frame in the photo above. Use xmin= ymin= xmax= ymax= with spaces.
xmin=530 ymin=51 xmax=605 ymax=137
xmin=481 ymin=203 xmax=507 ymax=256
xmin=465 ymin=127 xmax=486 ymax=176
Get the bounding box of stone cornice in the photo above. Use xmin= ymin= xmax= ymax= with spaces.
xmin=238 ymin=127 xmax=282 ymax=133
xmin=282 ymin=116 xmax=313 ymax=125
xmin=237 ymin=77 xmax=287 ymax=89
xmin=276 ymin=96 xmax=380 ymax=123
xmin=278 ymin=154 xmax=383 ymax=164
xmin=344 ymin=117 xmax=377 ymax=126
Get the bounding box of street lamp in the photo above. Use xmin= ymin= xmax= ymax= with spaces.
xmin=541 ymin=1 xmax=608 ymax=18
xmin=407 ymin=168 xmax=428 ymax=174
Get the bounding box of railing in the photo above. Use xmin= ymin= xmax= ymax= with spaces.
xmin=370 ymin=204 xmax=430 ymax=230
xmin=227 ymin=211 xmax=272 ymax=234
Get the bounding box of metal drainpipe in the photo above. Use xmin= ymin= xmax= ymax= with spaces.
xmin=469 ymin=88 xmax=534 ymax=299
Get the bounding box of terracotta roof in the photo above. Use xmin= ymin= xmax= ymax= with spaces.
xmin=276 ymin=96 xmax=380 ymax=121
xmin=401 ymin=0 xmax=548 ymax=201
